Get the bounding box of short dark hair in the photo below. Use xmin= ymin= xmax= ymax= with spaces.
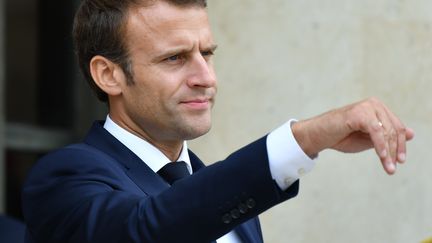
xmin=72 ymin=0 xmax=207 ymax=102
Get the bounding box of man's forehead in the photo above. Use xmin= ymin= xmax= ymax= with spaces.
xmin=128 ymin=0 xmax=207 ymax=22
xmin=126 ymin=1 xmax=212 ymax=38
xmin=124 ymin=1 xmax=214 ymax=54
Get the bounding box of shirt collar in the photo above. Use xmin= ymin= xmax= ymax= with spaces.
xmin=103 ymin=115 xmax=192 ymax=174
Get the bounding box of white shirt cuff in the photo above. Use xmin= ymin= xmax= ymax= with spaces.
xmin=267 ymin=119 xmax=316 ymax=190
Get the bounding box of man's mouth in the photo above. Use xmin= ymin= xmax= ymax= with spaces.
xmin=180 ymin=98 xmax=212 ymax=110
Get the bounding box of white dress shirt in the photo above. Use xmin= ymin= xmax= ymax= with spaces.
xmin=104 ymin=116 xmax=315 ymax=243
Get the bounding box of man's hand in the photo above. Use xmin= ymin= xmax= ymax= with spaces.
xmin=291 ymin=97 xmax=415 ymax=175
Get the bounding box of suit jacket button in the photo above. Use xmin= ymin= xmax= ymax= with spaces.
xmin=222 ymin=213 xmax=232 ymax=224
xmin=230 ymin=209 xmax=240 ymax=219
xmin=246 ymin=198 xmax=256 ymax=209
xmin=238 ymin=203 xmax=248 ymax=214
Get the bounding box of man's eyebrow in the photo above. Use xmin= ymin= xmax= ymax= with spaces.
xmin=203 ymin=44 xmax=218 ymax=52
xmin=152 ymin=44 xmax=218 ymax=61
xmin=152 ymin=46 xmax=193 ymax=61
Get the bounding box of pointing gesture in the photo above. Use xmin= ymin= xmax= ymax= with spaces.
xmin=292 ymin=97 xmax=415 ymax=174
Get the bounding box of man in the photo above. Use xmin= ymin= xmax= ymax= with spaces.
xmin=22 ymin=0 xmax=414 ymax=242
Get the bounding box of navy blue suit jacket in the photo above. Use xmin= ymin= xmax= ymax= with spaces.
xmin=22 ymin=121 xmax=299 ymax=242
xmin=0 ymin=215 xmax=26 ymax=242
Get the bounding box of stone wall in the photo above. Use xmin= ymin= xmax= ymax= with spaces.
xmin=189 ymin=1 xmax=432 ymax=242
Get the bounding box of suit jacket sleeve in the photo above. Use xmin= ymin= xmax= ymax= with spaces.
xmin=22 ymin=136 xmax=299 ymax=243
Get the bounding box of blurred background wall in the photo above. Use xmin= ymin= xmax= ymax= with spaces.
xmin=0 ymin=0 xmax=106 ymax=222
xmin=0 ymin=0 xmax=430 ymax=242
xmin=189 ymin=0 xmax=432 ymax=242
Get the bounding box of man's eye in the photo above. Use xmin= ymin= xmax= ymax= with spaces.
xmin=163 ymin=54 xmax=185 ymax=65
xmin=167 ymin=55 xmax=180 ymax=61
xmin=201 ymin=51 xmax=214 ymax=57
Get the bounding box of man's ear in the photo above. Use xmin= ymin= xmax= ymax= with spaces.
xmin=89 ymin=55 xmax=126 ymax=96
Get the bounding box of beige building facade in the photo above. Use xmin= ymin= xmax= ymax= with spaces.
xmin=190 ymin=1 xmax=432 ymax=242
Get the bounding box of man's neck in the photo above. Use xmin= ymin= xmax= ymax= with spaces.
xmin=108 ymin=114 xmax=183 ymax=161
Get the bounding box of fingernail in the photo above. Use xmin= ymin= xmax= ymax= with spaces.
xmin=398 ymin=153 xmax=406 ymax=163
xmin=386 ymin=161 xmax=395 ymax=173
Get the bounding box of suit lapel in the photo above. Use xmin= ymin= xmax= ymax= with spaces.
xmin=84 ymin=121 xmax=169 ymax=196
xmin=188 ymin=150 xmax=206 ymax=173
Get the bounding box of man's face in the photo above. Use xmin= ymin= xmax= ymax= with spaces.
xmin=115 ymin=2 xmax=217 ymax=144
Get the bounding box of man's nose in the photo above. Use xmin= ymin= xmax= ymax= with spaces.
xmin=185 ymin=54 xmax=216 ymax=88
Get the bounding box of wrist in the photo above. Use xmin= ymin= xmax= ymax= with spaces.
xmin=291 ymin=120 xmax=320 ymax=159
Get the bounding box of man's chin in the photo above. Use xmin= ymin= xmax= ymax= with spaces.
xmin=182 ymin=123 xmax=212 ymax=140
